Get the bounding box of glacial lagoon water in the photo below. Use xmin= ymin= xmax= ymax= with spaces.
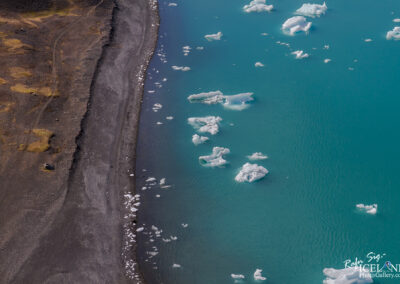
xmin=135 ymin=0 xmax=400 ymax=283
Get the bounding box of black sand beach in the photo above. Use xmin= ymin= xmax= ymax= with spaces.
xmin=0 ymin=0 xmax=158 ymax=282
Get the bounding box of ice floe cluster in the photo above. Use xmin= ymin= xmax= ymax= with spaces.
xmin=187 ymin=90 xmax=255 ymax=110
xmin=243 ymin=0 xmax=273 ymax=13
xmin=386 ymin=26 xmax=400 ymax=40
xmin=192 ymin=134 xmax=209 ymax=145
xmin=199 ymin=147 xmax=230 ymax=167
xmin=188 ymin=116 xmax=222 ymax=135
xmin=205 ymin=31 xmax=223 ymax=41
xmin=247 ymin=152 xmax=268 ymax=161
xmin=292 ymin=50 xmax=309 ymax=59
xmin=235 ymin=163 xmax=269 ymax=183
xmin=282 ymin=16 xmax=312 ymax=35
xmin=295 ymin=2 xmax=327 ymax=18
xmin=231 ymin=269 xmax=267 ymax=282
xmin=323 ymin=267 xmax=373 ymax=284
xmin=356 ymin=203 xmax=378 ymax=215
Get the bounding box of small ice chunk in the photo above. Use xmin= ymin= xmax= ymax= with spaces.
xmin=172 ymin=66 xmax=191 ymax=71
xmin=254 ymin=269 xmax=267 ymax=281
xmin=172 ymin=264 xmax=181 ymax=268
xmin=181 ymin=223 xmax=189 ymax=228
xmin=188 ymin=91 xmax=224 ymax=104
xmin=323 ymin=267 xmax=373 ymax=283
xmin=393 ymin=18 xmax=400 ymax=23
xmin=152 ymin=103 xmax=162 ymax=112
xmin=187 ymin=91 xmax=254 ymax=110
xmin=192 ymin=134 xmax=209 ymax=145
xmin=386 ymin=27 xmax=400 ymax=40
xmin=255 ymin=62 xmax=265 ymax=67
xmin=182 ymin=45 xmax=191 ymax=56
xmin=295 ymin=2 xmax=327 ymax=18
xmin=364 ymin=38 xmax=373 ymax=42
xmin=282 ymin=16 xmax=312 ymax=35
xmin=136 ymin=227 xmax=144 ymax=232
xmin=168 ymin=2 xmax=177 ymax=6
xmin=324 ymin=58 xmax=331 ymax=63
xmin=243 ymin=0 xmax=273 ymax=13
xmin=235 ymin=163 xmax=268 ymax=183
xmin=160 ymin=178 xmax=166 ymax=185
xmin=166 ymin=116 xmax=174 ymax=120
xmin=205 ymin=32 xmax=223 ymax=41
xmin=231 ymin=274 xmax=245 ymax=279
xmin=292 ymin=50 xmax=309 ymax=59
xmin=188 ymin=116 xmax=222 ymax=135
xmin=356 ymin=204 xmax=378 ymax=215
xmin=199 ymin=147 xmax=230 ymax=167
xmin=247 ymin=152 xmax=268 ymax=160
xmin=146 ymin=177 xmax=156 ymax=182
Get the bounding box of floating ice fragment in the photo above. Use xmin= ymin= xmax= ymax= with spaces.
xmin=324 ymin=58 xmax=331 ymax=63
xmin=182 ymin=46 xmax=191 ymax=56
xmin=160 ymin=178 xmax=166 ymax=185
xmin=152 ymin=103 xmax=162 ymax=112
xmin=364 ymin=38 xmax=373 ymax=42
xmin=166 ymin=116 xmax=174 ymax=120
xmin=393 ymin=18 xmax=400 ymax=23
xmin=386 ymin=27 xmax=400 ymax=40
xmin=235 ymin=163 xmax=268 ymax=183
xmin=356 ymin=204 xmax=378 ymax=215
xmin=282 ymin=16 xmax=312 ymax=35
xmin=187 ymin=91 xmax=254 ymax=111
xmin=192 ymin=134 xmax=209 ymax=145
xmin=295 ymin=2 xmax=327 ymax=18
xmin=188 ymin=116 xmax=222 ymax=135
xmin=292 ymin=50 xmax=309 ymax=59
xmin=254 ymin=269 xmax=267 ymax=281
xmin=323 ymin=44 xmax=330 ymax=49
xmin=196 ymin=46 xmax=204 ymax=50
xmin=181 ymin=223 xmax=189 ymax=228
xmin=323 ymin=267 xmax=373 ymax=284
xmin=172 ymin=66 xmax=191 ymax=71
xmin=255 ymin=62 xmax=264 ymax=67
xmin=172 ymin=264 xmax=181 ymax=268
xmin=243 ymin=0 xmax=273 ymax=13
xmin=231 ymin=274 xmax=245 ymax=279
xmin=136 ymin=227 xmax=144 ymax=232
xmin=146 ymin=177 xmax=156 ymax=182
xmin=168 ymin=2 xmax=177 ymax=7
xmin=199 ymin=147 xmax=230 ymax=167
xmin=205 ymin=32 xmax=223 ymax=41
xmin=247 ymin=152 xmax=268 ymax=160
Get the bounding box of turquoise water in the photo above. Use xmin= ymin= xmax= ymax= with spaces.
xmin=136 ymin=0 xmax=400 ymax=283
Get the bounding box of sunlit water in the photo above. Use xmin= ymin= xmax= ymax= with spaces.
xmin=135 ymin=0 xmax=400 ymax=283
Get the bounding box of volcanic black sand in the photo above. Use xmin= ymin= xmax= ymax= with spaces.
xmin=0 ymin=0 xmax=158 ymax=283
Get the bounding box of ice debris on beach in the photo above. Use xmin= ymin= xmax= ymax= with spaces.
xmin=205 ymin=32 xmax=223 ymax=41
xmin=192 ymin=134 xmax=209 ymax=145
xmin=188 ymin=116 xmax=222 ymax=135
xmin=235 ymin=163 xmax=268 ymax=183
xmin=243 ymin=0 xmax=273 ymax=13
xmin=282 ymin=16 xmax=312 ymax=35
xmin=356 ymin=203 xmax=378 ymax=215
xmin=323 ymin=267 xmax=373 ymax=284
xmin=255 ymin=62 xmax=264 ymax=67
xmin=247 ymin=152 xmax=268 ymax=160
xmin=292 ymin=50 xmax=309 ymax=59
xmin=254 ymin=269 xmax=267 ymax=281
xmin=199 ymin=147 xmax=230 ymax=167
xmin=172 ymin=65 xmax=191 ymax=71
xmin=295 ymin=2 xmax=327 ymax=18
xmin=386 ymin=27 xmax=400 ymax=40
xmin=187 ymin=90 xmax=254 ymax=111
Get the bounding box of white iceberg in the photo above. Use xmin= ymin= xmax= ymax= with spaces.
xmin=235 ymin=163 xmax=268 ymax=183
xmin=386 ymin=27 xmax=400 ymax=40
xmin=282 ymin=16 xmax=312 ymax=35
xmin=188 ymin=90 xmax=254 ymax=111
xmin=243 ymin=0 xmax=273 ymax=13
xmin=168 ymin=2 xmax=177 ymax=7
xmin=172 ymin=66 xmax=191 ymax=71
xmin=393 ymin=18 xmax=400 ymax=23
xmin=324 ymin=58 xmax=331 ymax=63
xmin=192 ymin=134 xmax=209 ymax=145
xmin=247 ymin=152 xmax=268 ymax=160
xmin=205 ymin=32 xmax=223 ymax=41
xmin=199 ymin=147 xmax=230 ymax=167
xmin=188 ymin=116 xmax=222 ymax=135
xmin=295 ymin=2 xmax=327 ymax=18
xmin=292 ymin=50 xmax=309 ymax=59
xmin=255 ymin=62 xmax=265 ymax=67
xmin=231 ymin=274 xmax=245 ymax=279
xmin=323 ymin=267 xmax=373 ymax=284
xmin=254 ymin=269 xmax=267 ymax=281
xmin=172 ymin=263 xmax=181 ymax=268
xmin=356 ymin=204 xmax=378 ymax=215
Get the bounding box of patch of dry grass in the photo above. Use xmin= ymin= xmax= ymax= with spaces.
xmin=9 ymin=67 xmax=32 ymax=79
xmin=11 ymin=84 xmax=55 ymax=97
xmin=0 ymin=102 xmax=15 ymax=113
xmin=2 ymin=38 xmax=32 ymax=52
xmin=26 ymin=128 xmax=54 ymax=152
xmin=0 ymin=77 xmax=7 ymax=85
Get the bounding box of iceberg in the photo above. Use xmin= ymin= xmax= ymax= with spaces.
xmin=255 ymin=62 xmax=264 ymax=67
xmin=205 ymin=32 xmax=223 ymax=41
xmin=172 ymin=66 xmax=191 ymax=71
xmin=356 ymin=204 xmax=377 ymax=215
xmin=254 ymin=269 xmax=267 ymax=281
xmin=292 ymin=50 xmax=309 ymax=59
xmin=324 ymin=58 xmax=331 ymax=63
xmin=231 ymin=274 xmax=245 ymax=279
xmin=247 ymin=152 xmax=268 ymax=160
xmin=199 ymin=147 xmax=230 ymax=167
xmin=188 ymin=116 xmax=222 ymax=135
xmin=243 ymin=0 xmax=273 ymax=13
xmin=187 ymin=91 xmax=254 ymax=111
xmin=323 ymin=267 xmax=373 ymax=284
xmin=235 ymin=163 xmax=268 ymax=183
xmin=282 ymin=16 xmax=312 ymax=35
xmin=192 ymin=134 xmax=209 ymax=145
xmin=295 ymin=2 xmax=327 ymax=18
xmin=386 ymin=27 xmax=400 ymax=40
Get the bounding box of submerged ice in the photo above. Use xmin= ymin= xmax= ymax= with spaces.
xmin=282 ymin=16 xmax=312 ymax=35
xmin=235 ymin=163 xmax=269 ymax=183
xmin=188 ymin=116 xmax=222 ymax=135
xmin=199 ymin=147 xmax=230 ymax=167
xmin=295 ymin=2 xmax=327 ymax=18
xmin=187 ymin=90 xmax=254 ymax=110
xmin=243 ymin=0 xmax=273 ymax=13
